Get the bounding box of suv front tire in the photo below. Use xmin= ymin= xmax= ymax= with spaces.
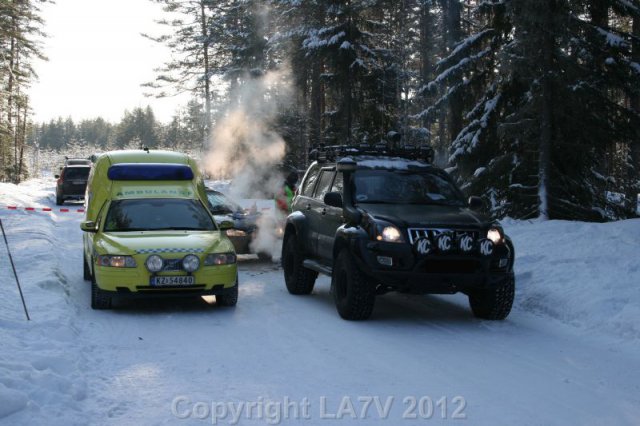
xmin=331 ymin=249 xmax=376 ymax=320
xmin=468 ymin=278 xmax=515 ymax=320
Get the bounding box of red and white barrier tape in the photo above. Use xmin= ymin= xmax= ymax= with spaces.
xmin=6 ymin=206 xmax=85 ymax=213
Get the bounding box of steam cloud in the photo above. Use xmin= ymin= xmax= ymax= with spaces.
xmin=205 ymin=67 xmax=294 ymax=260
xmin=205 ymin=68 xmax=292 ymax=200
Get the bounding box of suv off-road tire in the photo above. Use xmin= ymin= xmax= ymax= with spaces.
xmin=468 ymin=278 xmax=515 ymax=320
xmin=55 ymin=193 xmax=63 ymax=206
xmin=217 ymin=280 xmax=239 ymax=307
xmin=331 ymin=249 xmax=376 ymax=320
xmin=282 ymin=233 xmax=317 ymax=295
xmin=83 ymin=252 xmax=91 ymax=281
xmin=91 ymin=272 xmax=112 ymax=310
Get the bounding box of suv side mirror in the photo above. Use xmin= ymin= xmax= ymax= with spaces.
xmin=324 ymin=192 xmax=343 ymax=208
xmin=468 ymin=196 xmax=485 ymax=211
xmin=80 ymin=221 xmax=98 ymax=233
xmin=54 ymin=174 xmax=60 ymax=179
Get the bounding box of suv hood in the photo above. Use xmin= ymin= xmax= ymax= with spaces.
xmin=95 ymin=231 xmax=232 ymax=255
xmin=360 ymin=203 xmax=489 ymax=228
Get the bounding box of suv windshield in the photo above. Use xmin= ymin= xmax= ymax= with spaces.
xmin=354 ymin=169 xmax=465 ymax=206
xmin=104 ymin=198 xmax=216 ymax=232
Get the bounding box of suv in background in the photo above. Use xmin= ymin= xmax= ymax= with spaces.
xmin=55 ymin=164 xmax=91 ymax=205
xmin=281 ymin=145 xmax=515 ymax=321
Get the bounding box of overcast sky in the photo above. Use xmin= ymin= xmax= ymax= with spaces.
xmin=28 ymin=0 xmax=191 ymax=124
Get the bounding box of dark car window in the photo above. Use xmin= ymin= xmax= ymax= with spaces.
xmin=63 ymin=167 xmax=90 ymax=180
xmin=301 ymin=164 xmax=321 ymax=197
xmin=104 ymin=198 xmax=216 ymax=232
xmin=314 ymin=169 xmax=335 ymax=201
xmin=206 ymin=191 xmax=240 ymax=214
xmin=354 ymin=170 xmax=465 ymax=206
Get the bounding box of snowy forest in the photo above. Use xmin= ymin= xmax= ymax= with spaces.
xmin=2 ymin=0 xmax=640 ymax=220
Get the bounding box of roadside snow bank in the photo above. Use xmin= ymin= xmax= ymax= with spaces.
xmin=504 ymin=218 xmax=640 ymax=340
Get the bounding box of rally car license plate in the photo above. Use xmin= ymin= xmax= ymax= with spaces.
xmin=151 ymin=276 xmax=195 ymax=286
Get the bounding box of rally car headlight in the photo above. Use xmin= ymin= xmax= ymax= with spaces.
xmin=204 ymin=252 xmax=237 ymax=266
xmin=487 ymin=228 xmax=503 ymax=245
xmin=145 ymin=255 xmax=164 ymax=272
xmin=97 ymin=255 xmax=136 ymax=268
xmin=182 ymin=254 xmax=200 ymax=272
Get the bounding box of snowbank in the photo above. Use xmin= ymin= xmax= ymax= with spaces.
xmin=503 ymin=218 xmax=640 ymax=340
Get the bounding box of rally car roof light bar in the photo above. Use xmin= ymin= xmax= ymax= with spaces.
xmin=309 ymin=143 xmax=434 ymax=164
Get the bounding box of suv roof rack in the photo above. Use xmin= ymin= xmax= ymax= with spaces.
xmin=309 ymin=143 xmax=434 ymax=164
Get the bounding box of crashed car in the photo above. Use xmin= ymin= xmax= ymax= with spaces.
xmin=205 ymin=188 xmax=281 ymax=260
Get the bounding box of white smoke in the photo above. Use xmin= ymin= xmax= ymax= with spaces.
xmin=205 ymin=67 xmax=294 ymax=260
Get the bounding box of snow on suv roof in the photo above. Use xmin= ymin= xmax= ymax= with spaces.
xmin=351 ymin=155 xmax=432 ymax=170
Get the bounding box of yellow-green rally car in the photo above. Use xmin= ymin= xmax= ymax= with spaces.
xmin=80 ymin=150 xmax=238 ymax=309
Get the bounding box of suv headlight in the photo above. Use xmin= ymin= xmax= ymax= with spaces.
xmin=487 ymin=227 xmax=503 ymax=244
xmin=372 ymin=220 xmax=404 ymax=243
xmin=204 ymin=252 xmax=237 ymax=266
xmin=97 ymin=255 xmax=137 ymax=268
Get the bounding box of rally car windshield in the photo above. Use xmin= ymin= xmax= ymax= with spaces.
xmin=353 ymin=169 xmax=466 ymax=206
xmin=103 ymin=198 xmax=216 ymax=232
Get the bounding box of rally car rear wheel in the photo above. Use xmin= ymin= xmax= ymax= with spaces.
xmin=468 ymin=277 xmax=515 ymax=320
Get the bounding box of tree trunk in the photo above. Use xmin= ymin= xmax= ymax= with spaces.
xmin=445 ymin=0 xmax=463 ymax=142
xmin=538 ymin=0 xmax=556 ymax=220
xmin=419 ymin=1 xmax=433 ymax=135
xmin=630 ymin=15 xmax=640 ymax=189
xmin=200 ymin=0 xmax=212 ymax=151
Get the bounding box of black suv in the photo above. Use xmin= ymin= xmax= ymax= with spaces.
xmin=281 ymin=145 xmax=515 ymax=321
xmin=55 ymin=164 xmax=91 ymax=205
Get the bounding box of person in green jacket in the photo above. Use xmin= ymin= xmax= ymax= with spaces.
xmin=275 ymin=171 xmax=298 ymax=215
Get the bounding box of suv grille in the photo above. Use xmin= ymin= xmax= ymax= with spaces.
xmin=407 ymin=228 xmax=481 ymax=245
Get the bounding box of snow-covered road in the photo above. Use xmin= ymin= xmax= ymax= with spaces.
xmin=1 ymin=179 xmax=639 ymax=425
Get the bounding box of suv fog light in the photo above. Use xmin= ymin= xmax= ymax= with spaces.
xmin=145 ymin=255 xmax=164 ymax=272
xmin=182 ymin=254 xmax=200 ymax=272
xmin=458 ymin=234 xmax=475 ymax=253
xmin=377 ymin=256 xmax=393 ymax=266
xmin=435 ymin=233 xmax=453 ymax=253
xmin=478 ymin=239 xmax=494 ymax=256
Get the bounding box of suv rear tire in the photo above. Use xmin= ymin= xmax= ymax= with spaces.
xmin=282 ymin=233 xmax=317 ymax=295
xmin=331 ymin=249 xmax=376 ymax=320
xmin=56 ymin=193 xmax=63 ymax=206
xmin=468 ymin=278 xmax=515 ymax=320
